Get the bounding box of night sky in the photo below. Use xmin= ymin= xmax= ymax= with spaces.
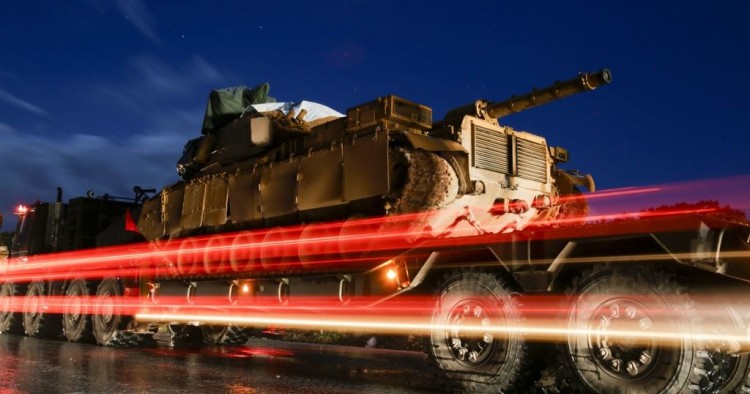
xmin=0 ymin=1 xmax=748 ymax=226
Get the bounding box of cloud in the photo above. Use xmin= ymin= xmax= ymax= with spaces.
xmin=0 ymin=121 xmax=16 ymax=135
xmin=114 ymin=0 xmax=160 ymax=44
xmin=0 ymin=88 xmax=47 ymax=116
xmin=97 ymin=55 xmax=227 ymax=114
xmin=0 ymin=54 xmax=232 ymax=224
xmin=0 ymin=69 xmax=18 ymax=79
xmin=0 ymin=125 xmax=185 ymax=224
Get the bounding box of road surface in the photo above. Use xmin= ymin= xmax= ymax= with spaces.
xmin=0 ymin=333 xmax=441 ymax=393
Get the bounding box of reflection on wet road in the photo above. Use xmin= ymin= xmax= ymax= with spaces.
xmin=0 ymin=334 xmax=439 ymax=393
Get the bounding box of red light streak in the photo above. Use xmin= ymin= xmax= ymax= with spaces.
xmin=0 ymin=202 xmax=743 ymax=286
xmin=586 ymin=186 xmax=662 ymax=199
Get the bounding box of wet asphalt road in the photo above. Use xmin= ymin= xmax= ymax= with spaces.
xmin=0 ymin=334 xmax=441 ymax=394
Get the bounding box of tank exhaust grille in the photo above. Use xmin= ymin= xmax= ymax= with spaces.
xmin=393 ymin=99 xmax=431 ymax=128
xmin=516 ymin=138 xmax=548 ymax=183
xmin=473 ymin=125 xmax=511 ymax=174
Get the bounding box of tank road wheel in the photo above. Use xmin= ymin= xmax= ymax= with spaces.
xmin=428 ymin=271 xmax=533 ymax=393
xmin=62 ymin=279 xmax=94 ymax=342
xmin=0 ymin=282 xmax=24 ymax=334
xmin=201 ymin=325 xmax=251 ymax=346
xmin=23 ymin=281 xmax=62 ymax=338
xmin=563 ymin=265 xmax=706 ymax=394
xmin=92 ymin=278 xmax=152 ymax=347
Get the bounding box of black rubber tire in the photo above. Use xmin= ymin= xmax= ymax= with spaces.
xmin=92 ymin=278 xmax=153 ymax=348
xmin=0 ymin=282 xmax=24 ymax=334
xmin=62 ymin=278 xmax=94 ymax=342
xmin=690 ymin=298 xmax=750 ymax=393
xmin=734 ymin=365 xmax=750 ymax=394
xmin=698 ymin=345 xmax=749 ymax=394
xmin=428 ymin=271 xmax=534 ymax=393
xmin=201 ymin=325 xmax=250 ymax=346
xmin=22 ymin=281 xmax=62 ymax=338
xmin=562 ymin=265 xmax=706 ymax=394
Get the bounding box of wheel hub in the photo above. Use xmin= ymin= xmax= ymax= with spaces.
xmin=0 ymin=291 xmax=10 ymax=316
xmin=27 ymin=294 xmax=39 ymax=319
xmin=588 ymin=298 xmax=658 ymax=379
xmin=446 ymin=299 xmax=498 ymax=367
xmin=100 ymin=296 xmax=114 ymax=324
xmin=66 ymin=297 xmax=82 ymax=321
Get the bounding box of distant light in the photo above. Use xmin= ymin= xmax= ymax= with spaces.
xmin=386 ymin=269 xmax=397 ymax=281
xmin=15 ymin=205 xmax=28 ymax=215
xmin=242 ymin=284 xmax=250 ymax=293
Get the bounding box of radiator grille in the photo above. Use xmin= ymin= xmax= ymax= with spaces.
xmin=473 ymin=125 xmax=511 ymax=174
xmin=516 ymin=138 xmax=548 ymax=183
xmin=472 ymin=124 xmax=549 ymax=183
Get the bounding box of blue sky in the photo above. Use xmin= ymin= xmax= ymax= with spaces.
xmin=0 ymin=1 xmax=748 ymax=224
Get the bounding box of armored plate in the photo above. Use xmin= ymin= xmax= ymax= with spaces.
xmin=164 ymin=183 xmax=185 ymax=235
xmin=204 ymin=176 xmax=229 ymax=226
xmin=260 ymin=158 xmax=300 ymax=218
xmin=298 ymin=148 xmax=344 ymax=210
xmin=228 ymin=170 xmax=262 ymax=223
xmin=138 ymin=195 xmax=164 ymax=240
xmin=343 ymin=132 xmax=389 ymax=201
xmin=181 ymin=180 xmax=206 ymax=230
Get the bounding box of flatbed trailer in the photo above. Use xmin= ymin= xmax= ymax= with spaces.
xmin=2 ymin=204 xmax=749 ymax=393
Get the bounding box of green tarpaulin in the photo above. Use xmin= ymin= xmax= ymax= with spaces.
xmin=201 ymin=83 xmax=275 ymax=134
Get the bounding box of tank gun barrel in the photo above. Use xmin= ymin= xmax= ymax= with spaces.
xmin=443 ymin=69 xmax=612 ymax=123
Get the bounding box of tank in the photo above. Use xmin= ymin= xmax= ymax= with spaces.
xmin=137 ymin=70 xmax=611 ymax=271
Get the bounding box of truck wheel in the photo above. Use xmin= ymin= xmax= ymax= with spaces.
xmin=23 ymin=281 xmax=62 ymax=338
xmin=0 ymin=282 xmax=23 ymax=334
xmin=697 ymin=349 xmax=748 ymax=394
xmin=62 ymin=279 xmax=94 ymax=342
xmin=563 ymin=266 xmax=706 ymax=393
xmin=201 ymin=325 xmax=250 ymax=346
xmin=92 ymin=278 xmax=152 ymax=347
xmin=691 ymin=300 xmax=750 ymax=393
xmin=428 ymin=271 xmax=533 ymax=393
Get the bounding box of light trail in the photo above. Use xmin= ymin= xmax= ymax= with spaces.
xmin=2 ymin=204 xmax=733 ymax=284
xmin=3 ymin=293 xmax=750 ymax=352
xmin=584 ymin=186 xmax=662 ymax=200
xmin=131 ymin=312 xmax=750 ymax=351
